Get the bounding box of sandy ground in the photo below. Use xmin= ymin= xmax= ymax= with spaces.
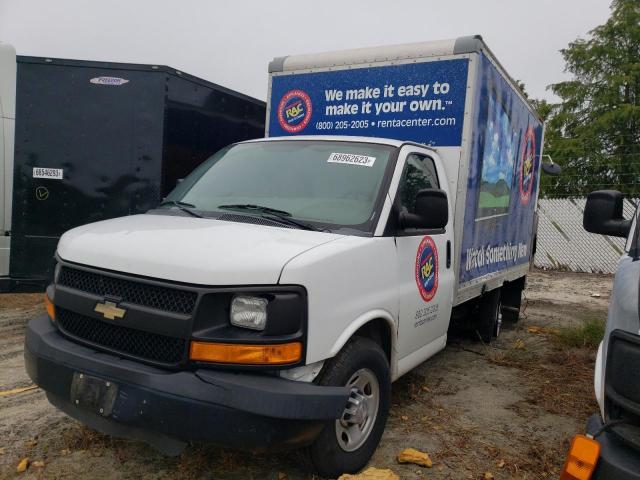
xmin=0 ymin=270 xmax=612 ymax=479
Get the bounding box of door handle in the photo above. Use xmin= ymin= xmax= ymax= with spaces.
xmin=446 ymin=240 xmax=451 ymax=269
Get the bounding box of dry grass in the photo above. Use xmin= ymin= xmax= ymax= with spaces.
xmin=0 ymin=293 xmax=44 ymax=311
xmin=61 ymin=425 xmax=124 ymax=451
xmin=488 ymin=338 xmax=597 ymax=419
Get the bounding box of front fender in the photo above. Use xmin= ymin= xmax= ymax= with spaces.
xmin=328 ymin=310 xmax=398 ymax=378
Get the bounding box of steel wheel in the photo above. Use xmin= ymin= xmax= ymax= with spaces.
xmin=335 ymin=368 xmax=380 ymax=452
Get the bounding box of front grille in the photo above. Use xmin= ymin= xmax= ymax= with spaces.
xmin=57 ymin=308 xmax=186 ymax=364
xmin=58 ymin=266 xmax=197 ymax=314
xmin=610 ymin=423 xmax=640 ymax=452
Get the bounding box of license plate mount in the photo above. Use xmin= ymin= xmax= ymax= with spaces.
xmin=70 ymin=372 xmax=118 ymax=417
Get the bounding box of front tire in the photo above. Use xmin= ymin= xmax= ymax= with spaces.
xmin=303 ymin=336 xmax=390 ymax=478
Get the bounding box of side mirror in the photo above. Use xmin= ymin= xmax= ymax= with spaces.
xmin=400 ymin=188 xmax=449 ymax=230
xmin=541 ymin=163 xmax=561 ymax=176
xmin=541 ymin=155 xmax=561 ymax=176
xmin=583 ymin=190 xmax=631 ymax=238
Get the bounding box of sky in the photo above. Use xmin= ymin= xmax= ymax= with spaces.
xmin=0 ymin=0 xmax=612 ymax=103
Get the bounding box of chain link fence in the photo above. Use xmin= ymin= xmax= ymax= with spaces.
xmin=534 ymin=197 xmax=637 ymax=273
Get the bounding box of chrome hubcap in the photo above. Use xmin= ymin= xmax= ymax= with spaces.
xmin=335 ymin=368 xmax=380 ymax=452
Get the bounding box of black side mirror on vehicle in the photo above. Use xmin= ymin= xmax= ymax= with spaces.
xmin=541 ymin=155 xmax=562 ymax=176
xmin=400 ymin=188 xmax=449 ymax=230
xmin=583 ymin=190 xmax=631 ymax=238
xmin=541 ymin=162 xmax=562 ymax=176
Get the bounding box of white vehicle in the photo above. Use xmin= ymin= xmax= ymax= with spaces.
xmin=560 ymin=191 xmax=640 ymax=479
xmin=25 ymin=36 xmax=549 ymax=476
xmin=0 ymin=43 xmax=16 ymax=278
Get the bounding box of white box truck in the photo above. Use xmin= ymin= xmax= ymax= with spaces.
xmin=25 ymin=36 xmax=548 ymax=477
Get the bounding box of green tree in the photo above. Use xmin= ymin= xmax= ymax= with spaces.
xmin=540 ymin=0 xmax=640 ymax=197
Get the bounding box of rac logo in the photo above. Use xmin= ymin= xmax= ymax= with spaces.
xmin=94 ymin=301 xmax=126 ymax=320
xmin=415 ymin=236 xmax=439 ymax=302
xmin=285 ymin=101 xmax=304 ymax=119
xmin=277 ymin=89 xmax=312 ymax=133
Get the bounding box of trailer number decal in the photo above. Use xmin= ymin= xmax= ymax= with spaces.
xmin=90 ymin=77 xmax=129 ymax=86
xmin=415 ymin=236 xmax=439 ymax=302
xmin=327 ymin=153 xmax=376 ymax=167
xmin=277 ymin=89 xmax=312 ymax=133
xmin=33 ymin=167 xmax=63 ymax=180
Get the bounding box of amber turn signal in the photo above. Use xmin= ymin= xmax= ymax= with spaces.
xmin=560 ymin=434 xmax=601 ymax=480
xmin=44 ymin=292 xmax=55 ymax=322
xmin=189 ymin=341 xmax=302 ymax=365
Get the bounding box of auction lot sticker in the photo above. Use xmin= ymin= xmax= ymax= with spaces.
xmin=327 ymin=152 xmax=376 ymax=167
xmin=33 ymin=167 xmax=63 ymax=180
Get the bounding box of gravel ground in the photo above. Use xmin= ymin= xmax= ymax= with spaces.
xmin=0 ymin=270 xmax=612 ymax=479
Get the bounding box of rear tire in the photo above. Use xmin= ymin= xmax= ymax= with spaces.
xmin=476 ymin=288 xmax=502 ymax=343
xmin=501 ymin=278 xmax=524 ymax=323
xmin=302 ymin=336 xmax=390 ymax=478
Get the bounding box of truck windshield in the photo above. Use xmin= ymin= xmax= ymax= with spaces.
xmin=162 ymin=140 xmax=396 ymax=233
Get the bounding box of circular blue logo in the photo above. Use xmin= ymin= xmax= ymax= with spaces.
xmin=415 ymin=236 xmax=439 ymax=302
xmin=277 ymin=89 xmax=312 ymax=133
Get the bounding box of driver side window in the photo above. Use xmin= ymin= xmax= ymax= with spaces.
xmin=399 ymin=154 xmax=439 ymax=213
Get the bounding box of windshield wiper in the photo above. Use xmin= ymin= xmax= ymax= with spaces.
xmin=158 ymin=200 xmax=204 ymax=218
xmin=217 ymin=204 xmax=324 ymax=232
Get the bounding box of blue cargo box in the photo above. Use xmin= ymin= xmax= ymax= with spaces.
xmin=266 ymin=35 xmax=544 ymax=304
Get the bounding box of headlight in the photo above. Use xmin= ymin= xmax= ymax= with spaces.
xmin=230 ymin=296 xmax=268 ymax=331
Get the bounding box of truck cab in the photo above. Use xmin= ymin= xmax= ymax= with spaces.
xmin=26 ymin=135 xmax=456 ymax=476
xmin=564 ymin=190 xmax=640 ymax=479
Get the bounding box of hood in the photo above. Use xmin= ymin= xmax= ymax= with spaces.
xmin=57 ymin=213 xmax=342 ymax=285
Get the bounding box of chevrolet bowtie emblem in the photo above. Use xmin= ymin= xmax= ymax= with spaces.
xmin=94 ymin=301 xmax=126 ymax=320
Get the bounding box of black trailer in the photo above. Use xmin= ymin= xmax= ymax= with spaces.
xmin=2 ymin=56 xmax=265 ymax=292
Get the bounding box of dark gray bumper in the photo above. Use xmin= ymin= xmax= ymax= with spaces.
xmin=587 ymin=414 xmax=640 ymax=480
xmin=25 ymin=315 xmax=348 ymax=453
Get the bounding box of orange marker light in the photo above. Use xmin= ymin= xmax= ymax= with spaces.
xmin=190 ymin=341 xmax=302 ymax=365
xmin=560 ymin=434 xmax=601 ymax=480
xmin=44 ymin=293 xmax=55 ymax=322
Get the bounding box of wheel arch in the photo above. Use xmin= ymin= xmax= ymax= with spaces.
xmin=328 ymin=310 xmax=397 ymax=378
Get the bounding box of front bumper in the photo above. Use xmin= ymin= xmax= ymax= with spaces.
xmin=587 ymin=414 xmax=640 ymax=479
xmin=25 ymin=315 xmax=349 ymax=454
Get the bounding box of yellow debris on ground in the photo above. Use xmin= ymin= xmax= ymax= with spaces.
xmin=0 ymin=385 xmax=37 ymax=397
xmin=16 ymin=458 xmax=29 ymax=473
xmin=396 ymin=448 xmax=433 ymax=467
xmin=338 ymin=467 xmax=400 ymax=480
xmin=527 ymin=326 xmax=559 ymax=335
